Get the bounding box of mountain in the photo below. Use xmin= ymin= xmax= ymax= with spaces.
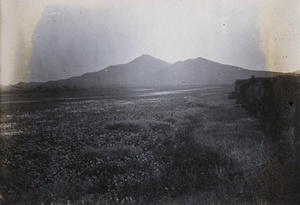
xmin=78 ymin=54 xmax=171 ymax=87
xmin=6 ymin=54 xmax=170 ymax=91
xmin=162 ymin=57 xmax=279 ymax=85
xmin=4 ymin=54 xmax=282 ymax=92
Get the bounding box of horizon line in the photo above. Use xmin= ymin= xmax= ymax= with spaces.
xmin=1 ymin=54 xmax=295 ymax=86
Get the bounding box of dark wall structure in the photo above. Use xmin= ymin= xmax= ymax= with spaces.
xmin=233 ymin=75 xmax=300 ymax=204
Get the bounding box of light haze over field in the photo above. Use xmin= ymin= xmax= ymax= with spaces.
xmin=1 ymin=0 xmax=300 ymax=85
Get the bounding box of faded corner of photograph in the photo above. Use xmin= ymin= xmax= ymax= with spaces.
xmin=0 ymin=0 xmax=299 ymax=204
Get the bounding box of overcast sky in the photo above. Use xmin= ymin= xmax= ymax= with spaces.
xmin=1 ymin=0 xmax=300 ymax=84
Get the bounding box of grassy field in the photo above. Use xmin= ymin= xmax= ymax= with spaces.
xmin=0 ymin=85 xmax=270 ymax=204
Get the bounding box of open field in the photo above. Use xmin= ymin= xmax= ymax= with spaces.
xmin=0 ymin=85 xmax=274 ymax=204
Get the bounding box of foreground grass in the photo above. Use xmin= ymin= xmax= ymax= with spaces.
xmin=0 ymin=85 xmax=267 ymax=204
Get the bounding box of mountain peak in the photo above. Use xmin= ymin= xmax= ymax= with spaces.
xmin=134 ymin=54 xmax=156 ymax=60
xmin=141 ymin=54 xmax=151 ymax=57
xmin=129 ymin=54 xmax=170 ymax=65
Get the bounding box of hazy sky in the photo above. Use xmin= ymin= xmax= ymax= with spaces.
xmin=1 ymin=0 xmax=300 ymax=84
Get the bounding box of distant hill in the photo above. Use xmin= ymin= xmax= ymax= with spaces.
xmin=162 ymin=57 xmax=280 ymax=85
xmin=2 ymin=54 xmax=282 ymax=92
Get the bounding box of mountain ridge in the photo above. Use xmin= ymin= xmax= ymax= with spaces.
xmin=3 ymin=54 xmax=283 ymax=92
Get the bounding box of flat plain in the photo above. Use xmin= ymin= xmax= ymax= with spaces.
xmin=0 ymin=85 xmax=269 ymax=204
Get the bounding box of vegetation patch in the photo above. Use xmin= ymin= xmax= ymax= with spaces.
xmin=0 ymin=85 xmax=270 ymax=204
